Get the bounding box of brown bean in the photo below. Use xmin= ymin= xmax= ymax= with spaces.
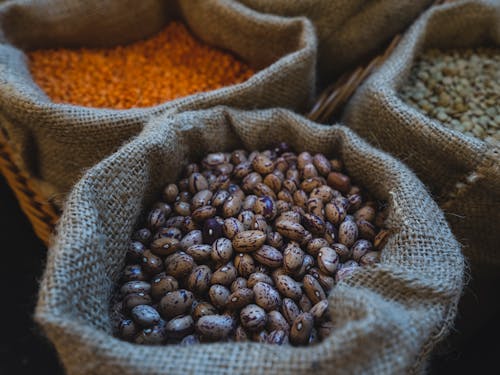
xmin=335 ymin=265 xmax=359 ymax=282
xmin=247 ymin=272 xmax=274 ymax=289
xmin=211 ymin=263 xmax=238 ymax=286
xmin=253 ymin=282 xmax=281 ymax=311
xmin=226 ymin=288 xmax=255 ymax=310
xmin=357 ymin=219 xmax=376 ymax=241
xmin=276 ymin=210 xmax=301 ymax=224
xmin=196 ymin=315 xmax=235 ymax=340
xmin=252 ymin=154 xmax=275 ymax=175
xmin=331 ymin=243 xmax=351 ymax=262
xmin=355 ymin=205 xmax=376 ymax=223
xmin=185 ymin=244 xmax=212 ymax=263
xmin=309 ymin=268 xmax=335 ymax=292
xmin=222 ymin=195 xmax=242 ymax=218
xmin=309 ymin=185 xmax=334 ymax=203
xmin=232 ymin=230 xmax=266 ymax=253
xmin=310 ymin=300 xmax=329 ymax=323
xmin=281 ymin=298 xmax=300 ymax=325
xmin=276 ymin=220 xmax=311 ymax=243
xmin=192 ymin=302 xmax=218 ymax=321
xmin=165 ymin=215 xmax=185 ymax=229
xmin=297 ymin=152 xmax=313 ymax=170
xmin=165 ymin=315 xmax=194 ymax=339
xmin=188 ymin=173 xmax=208 ymax=194
xmin=119 ymin=319 xmax=138 ymax=341
xmin=187 ymin=265 xmax=212 ymax=295
xmin=150 ymin=237 xmax=180 ymax=257
xmin=313 ymin=154 xmax=331 ymax=176
xmin=208 ymin=284 xmax=230 ymax=309
xmin=164 ymin=252 xmax=194 ymax=279
xmin=306 ymin=238 xmax=329 ymax=257
xmin=339 ymin=218 xmax=358 ymax=247
xmin=151 ymin=275 xmax=178 ymax=300
xmin=202 ymin=153 xmax=227 ymax=169
xmin=222 ymin=217 xmax=245 ymax=239
xmin=234 ymin=326 xmax=249 ymax=342
xmin=267 ymin=330 xmax=289 ymax=345
xmin=233 ymin=161 xmax=252 ymax=179
xmin=230 ymin=277 xmax=248 ymax=292
xmin=266 ymin=231 xmax=283 ymax=249
xmin=254 ymin=245 xmax=283 ymax=268
xmin=191 ymin=205 xmax=216 ymax=222
xmin=294 ymin=254 xmax=315 ymax=279
xmin=374 ymin=229 xmax=390 ymax=250
xmin=253 ymin=215 xmax=269 ymax=233
xmin=140 ymin=250 xmax=163 ymax=274
xmin=238 ymin=210 xmax=255 ymax=230
xmin=135 ymin=323 xmax=167 ymax=345
xmin=123 ymin=293 xmax=152 ymax=312
xmin=303 ymin=274 xmax=326 ymax=304
xmin=290 ymin=312 xmax=314 ymax=346
xmin=180 ymin=334 xmax=200 ymax=346
xmin=211 ymin=238 xmax=233 ymax=264
xmin=359 ymin=251 xmax=381 ymax=266
xmin=253 ymin=182 xmax=277 ymax=200
xmin=275 ymin=275 xmax=302 ymax=300
xmin=159 ymin=289 xmax=194 ymax=319
xmin=301 ymin=213 xmax=326 ymax=235
xmin=147 ymin=208 xmax=166 ymax=230
xmin=191 ymin=189 xmax=213 ymax=209
xmin=180 ymin=230 xmax=203 ymax=250
xmin=283 ymin=242 xmax=305 ymax=273
xmin=282 ymin=179 xmax=297 ymax=193
xmin=352 ymin=239 xmax=373 ymax=261
xmin=299 ymin=294 xmax=313 ymax=312
xmin=325 ymin=202 xmax=347 ymax=225
xmin=231 ymin=150 xmax=248 ymax=164
xmin=242 ymin=172 xmax=262 ymax=192
xmin=253 ymin=196 xmax=278 ymax=220
xmin=126 ymin=241 xmax=146 ymax=262
xmin=317 ymin=247 xmax=339 ymax=275
xmin=234 ymin=253 xmax=255 ymax=278
xmin=263 ymin=173 xmax=282 ymax=193
xmin=120 ymin=281 xmax=151 ymax=296
xmin=266 ymin=311 xmax=290 ymax=333
xmin=242 ymin=195 xmax=258 ymax=211
xmin=240 ymin=304 xmax=267 ymax=332
xmin=162 ymin=183 xmax=179 ymax=203
xmin=327 ymin=172 xmax=351 ymax=194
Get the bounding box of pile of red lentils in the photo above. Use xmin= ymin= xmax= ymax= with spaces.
xmin=28 ymin=22 xmax=255 ymax=109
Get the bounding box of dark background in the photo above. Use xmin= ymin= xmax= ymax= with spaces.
xmin=0 ymin=174 xmax=498 ymax=375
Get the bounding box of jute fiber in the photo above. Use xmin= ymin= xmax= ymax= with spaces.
xmin=237 ymin=0 xmax=434 ymax=85
xmin=343 ymin=0 xmax=500 ymax=272
xmin=0 ymin=0 xmax=316 ymax=198
xmin=36 ymin=107 xmax=464 ymax=375
xmin=342 ymin=0 xmax=500 ymax=347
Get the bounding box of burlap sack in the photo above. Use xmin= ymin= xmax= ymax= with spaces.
xmin=35 ymin=107 xmax=464 ymax=374
xmin=342 ymin=0 xmax=500 ymax=347
xmin=0 ymin=0 xmax=316 ymax=198
xmin=237 ymin=0 xmax=434 ymax=85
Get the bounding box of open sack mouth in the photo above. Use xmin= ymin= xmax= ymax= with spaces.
xmin=35 ymin=107 xmax=464 ymax=374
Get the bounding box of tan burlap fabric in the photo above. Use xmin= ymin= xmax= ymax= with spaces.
xmin=0 ymin=0 xmax=316 ymax=197
xmin=343 ymin=0 xmax=500 ymax=271
xmin=35 ymin=107 xmax=464 ymax=374
xmin=237 ymin=0 xmax=434 ymax=85
xmin=342 ymin=0 xmax=500 ymax=347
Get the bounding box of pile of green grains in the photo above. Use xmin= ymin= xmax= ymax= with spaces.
xmin=400 ymin=48 xmax=499 ymax=147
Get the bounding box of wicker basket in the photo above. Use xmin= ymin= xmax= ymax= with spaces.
xmin=0 ymin=0 xmax=450 ymax=247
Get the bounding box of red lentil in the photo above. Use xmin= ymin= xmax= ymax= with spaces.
xmin=28 ymin=22 xmax=255 ymax=109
